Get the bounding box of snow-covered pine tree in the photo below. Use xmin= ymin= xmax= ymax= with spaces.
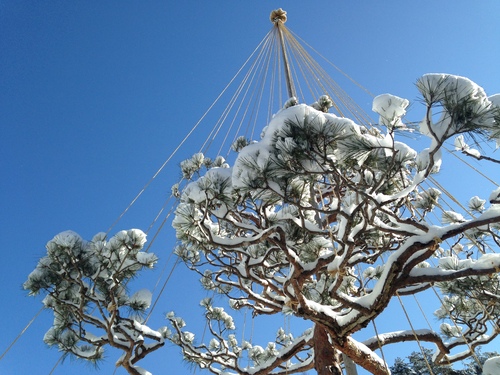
xmin=24 ymin=229 xmax=165 ymax=375
xmin=390 ymin=347 xmax=499 ymax=375
xmin=169 ymin=74 xmax=500 ymax=375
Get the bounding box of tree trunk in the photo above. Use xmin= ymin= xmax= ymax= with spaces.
xmin=313 ymin=323 xmax=390 ymax=375
xmin=314 ymin=324 xmax=342 ymax=375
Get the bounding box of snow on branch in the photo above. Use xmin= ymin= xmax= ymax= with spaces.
xmin=25 ymin=73 xmax=500 ymax=375
xmin=24 ymin=229 xmax=165 ymax=375
xmin=169 ymin=73 xmax=500 ymax=375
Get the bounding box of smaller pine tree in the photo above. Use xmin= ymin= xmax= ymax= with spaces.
xmin=24 ymin=229 xmax=166 ymax=375
xmin=390 ymin=347 xmax=499 ymax=375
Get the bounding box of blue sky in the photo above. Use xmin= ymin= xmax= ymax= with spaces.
xmin=2 ymin=2 xmax=500 ymax=374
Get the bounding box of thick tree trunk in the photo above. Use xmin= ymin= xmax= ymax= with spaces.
xmin=313 ymin=323 xmax=389 ymax=375
xmin=314 ymin=324 xmax=342 ymax=375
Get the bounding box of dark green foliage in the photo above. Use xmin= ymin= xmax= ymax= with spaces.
xmin=390 ymin=348 xmax=499 ymax=375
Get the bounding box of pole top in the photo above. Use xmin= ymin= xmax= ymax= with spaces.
xmin=270 ymin=8 xmax=287 ymax=24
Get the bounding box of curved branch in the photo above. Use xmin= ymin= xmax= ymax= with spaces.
xmin=362 ymin=329 xmax=449 ymax=355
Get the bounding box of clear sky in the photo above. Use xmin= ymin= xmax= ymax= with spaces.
xmin=2 ymin=2 xmax=500 ymax=375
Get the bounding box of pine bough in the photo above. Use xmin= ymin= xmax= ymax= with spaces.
xmin=170 ymin=74 xmax=500 ymax=374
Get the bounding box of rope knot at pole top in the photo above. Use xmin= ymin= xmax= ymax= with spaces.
xmin=270 ymin=8 xmax=287 ymax=24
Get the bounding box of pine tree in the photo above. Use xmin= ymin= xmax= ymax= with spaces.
xmin=390 ymin=347 xmax=499 ymax=375
xmin=168 ymin=74 xmax=500 ymax=374
xmin=24 ymin=229 xmax=166 ymax=375
xmin=25 ymin=74 xmax=500 ymax=375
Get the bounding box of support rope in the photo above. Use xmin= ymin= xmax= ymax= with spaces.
xmin=396 ymin=293 xmax=436 ymax=375
xmin=0 ymin=306 xmax=44 ymax=361
xmin=105 ymin=31 xmax=271 ymax=236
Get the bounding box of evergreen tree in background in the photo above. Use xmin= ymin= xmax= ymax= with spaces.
xmin=390 ymin=347 xmax=499 ymax=375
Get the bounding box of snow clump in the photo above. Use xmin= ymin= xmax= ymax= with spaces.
xmin=483 ymin=356 xmax=500 ymax=375
xmin=372 ymin=93 xmax=409 ymax=129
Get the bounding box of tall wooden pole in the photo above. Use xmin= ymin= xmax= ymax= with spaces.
xmin=270 ymin=9 xmax=296 ymax=99
xmin=270 ymin=10 xmax=359 ymax=375
xmin=343 ymin=354 xmax=359 ymax=375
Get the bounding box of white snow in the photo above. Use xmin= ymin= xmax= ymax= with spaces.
xmin=454 ymin=135 xmax=481 ymax=157
xmin=466 ymin=148 xmax=481 ymax=158
xmin=183 ymin=167 xmax=233 ymax=204
xmin=127 ymin=229 xmax=147 ymax=247
xmin=454 ymin=134 xmax=467 ymax=150
xmin=418 ymin=73 xmax=490 ymax=109
xmin=136 ymin=252 xmax=158 ymax=266
xmin=417 ymin=73 xmax=495 ymax=146
xmin=489 ymin=186 xmax=500 ymax=203
xmin=129 ymin=289 xmax=153 ymax=309
xmin=50 ymin=230 xmax=82 ymax=250
xmin=132 ymin=366 xmax=152 ymax=375
xmin=480 ymin=203 xmax=500 ymax=218
xmin=475 ymin=253 xmax=500 ymax=268
xmin=483 ymin=356 xmax=500 ymax=375
xmin=372 ymin=93 xmax=409 ymax=129
xmin=362 ymin=329 xmax=433 ymax=348
xmin=232 ymin=104 xmax=356 ymax=190
xmin=442 ymin=211 xmax=465 ymax=224
xmin=468 ymin=196 xmax=486 ymax=211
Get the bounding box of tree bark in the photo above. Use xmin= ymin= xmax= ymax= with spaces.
xmin=335 ymin=335 xmax=390 ymax=375
xmin=314 ymin=324 xmax=342 ymax=375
